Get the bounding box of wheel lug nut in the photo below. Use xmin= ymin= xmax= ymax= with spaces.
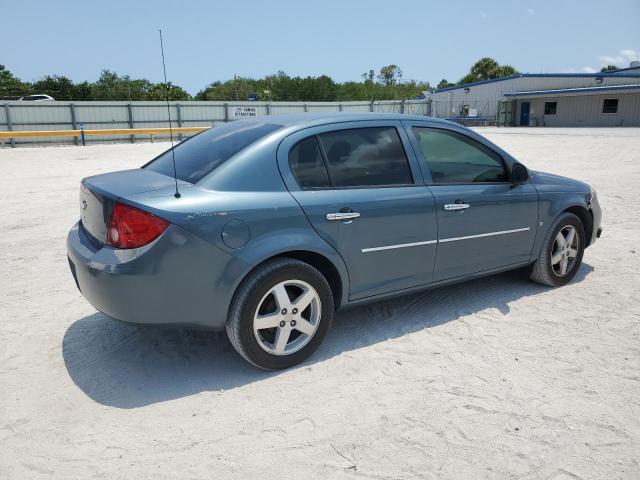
xmin=281 ymin=308 xmax=287 ymax=315
xmin=292 ymin=308 xmax=298 ymax=314
xmin=279 ymin=320 xmax=286 ymax=327
xmin=291 ymin=320 xmax=297 ymax=327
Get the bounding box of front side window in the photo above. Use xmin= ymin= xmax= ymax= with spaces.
xmin=317 ymin=127 xmax=413 ymax=187
xmin=602 ymin=98 xmax=618 ymax=114
xmin=544 ymin=102 xmax=557 ymax=115
xmin=412 ymin=127 xmax=508 ymax=183
xmin=289 ymin=137 xmax=330 ymax=189
xmin=145 ymin=121 xmax=283 ymax=184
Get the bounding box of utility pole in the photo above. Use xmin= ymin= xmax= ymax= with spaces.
xmin=234 ymin=74 xmax=239 ymax=101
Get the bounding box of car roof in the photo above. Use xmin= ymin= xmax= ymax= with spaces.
xmin=250 ymin=112 xmax=458 ymax=129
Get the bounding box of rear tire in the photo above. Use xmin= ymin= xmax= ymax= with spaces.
xmin=226 ymin=258 xmax=334 ymax=370
xmin=530 ymin=212 xmax=585 ymax=287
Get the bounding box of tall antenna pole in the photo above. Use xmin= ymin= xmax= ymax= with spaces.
xmin=159 ymin=29 xmax=180 ymax=198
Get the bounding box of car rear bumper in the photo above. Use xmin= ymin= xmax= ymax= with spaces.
xmin=66 ymin=221 xmax=244 ymax=330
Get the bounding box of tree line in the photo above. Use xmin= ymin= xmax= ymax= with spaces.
xmin=7 ymin=57 xmax=612 ymax=102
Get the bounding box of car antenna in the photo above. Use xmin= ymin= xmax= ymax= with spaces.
xmin=158 ymin=29 xmax=181 ymax=198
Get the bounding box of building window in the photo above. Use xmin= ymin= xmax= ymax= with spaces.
xmin=602 ymin=99 xmax=619 ymax=114
xmin=544 ymin=102 xmax=557 ymax=115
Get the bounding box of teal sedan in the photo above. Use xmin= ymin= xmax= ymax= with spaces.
xmin=67 ymin=113 xmax=602 ymax=369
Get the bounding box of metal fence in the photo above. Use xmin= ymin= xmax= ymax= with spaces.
xmin=428 ymin=99 xmax=498 ymax=126
xmin=1 ymin=99 xmax=430 ymax=146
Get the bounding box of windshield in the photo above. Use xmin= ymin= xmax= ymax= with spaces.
xmin=144 ymin=121 xmax=283 ymax=184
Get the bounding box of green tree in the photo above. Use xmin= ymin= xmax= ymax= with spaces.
xmin=458 ymin=72 xmax=479 ymax=85
xmin=31 ymin=75 xmax=76 ymax=100
xmin=459 ymin=57 xmax=519 ymax=84
xmin=436 ymin=79 xmax=455 ymax=90
xmin=0 ymin=65 xmax=29 ymax=97
xmin=377 ymin=64 xmax=402 ymax=86
xmin=600 ymin=64 xmax=619 ymax=72
xmin=496 ymin=65 xmax=518 ymax=77
xmin=92 ymin=70 xmax=154 ymax=100
xmin=146 ymin=82 xmax=191 ymax=101
xmin=470 ymin=57 xmax=500 ymax=80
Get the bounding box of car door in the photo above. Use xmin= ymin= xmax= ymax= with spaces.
xmin=403 ymin=121 xmax=538 ymax=282
xmin=277 ymin=121 xmax=438 ymax=300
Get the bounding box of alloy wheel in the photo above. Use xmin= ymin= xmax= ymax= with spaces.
xmin=253 ymin=279 xmax=321 ymax=356
xmin=551 ymin=225 xmax=579 ymax=276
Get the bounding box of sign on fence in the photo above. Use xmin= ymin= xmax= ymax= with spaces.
xmin=231 ymin=106 xmax=257 ymax=118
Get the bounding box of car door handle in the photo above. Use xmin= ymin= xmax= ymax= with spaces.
xmin=326 ymin=212 xmax=360 ymax=221
xmin=444 ymin=203 xmax=470 ymax=211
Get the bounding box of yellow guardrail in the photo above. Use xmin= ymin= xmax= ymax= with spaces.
xmin=0 ymin=126 xmax=209 ymax=140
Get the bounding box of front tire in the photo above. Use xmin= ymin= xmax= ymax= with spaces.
xmin=530 ymin=212 xmax=585 ymax=287
xmin=226 ymin=258 xmax=334 ymax=370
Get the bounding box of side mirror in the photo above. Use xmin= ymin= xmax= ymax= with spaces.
xmin=511 ymin=163 xmax=529 ymax=184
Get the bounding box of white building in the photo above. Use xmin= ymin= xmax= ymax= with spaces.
xmin=428 ymin=63 xmax=640 ymax=127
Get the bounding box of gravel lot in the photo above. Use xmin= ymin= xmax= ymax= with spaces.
xmin=1 ymin=128 xmax=639 ymax=479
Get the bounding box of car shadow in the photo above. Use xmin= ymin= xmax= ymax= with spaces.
xmin=63 ymin=263 xmax=594 ymax=408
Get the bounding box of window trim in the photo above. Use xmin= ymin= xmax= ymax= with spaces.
xmin=289 ymin=126 xmax=417 ymax=191
xmin=410 ymin=126 xmax=512 ymax=186
xmin=602 ymin=98 xmax=619 ymax=114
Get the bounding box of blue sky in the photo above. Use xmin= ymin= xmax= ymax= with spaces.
xmin=2 ymin=0 xmax=639 ymax=94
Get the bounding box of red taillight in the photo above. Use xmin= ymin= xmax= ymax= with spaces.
xmin=107 ymin=202 xmax=169 ymax=249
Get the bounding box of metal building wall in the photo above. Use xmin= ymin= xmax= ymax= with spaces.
xmin=519 ymin=93 xmax=640 ymax=127
xmin=430 ymin=75 xmax=640 ymax=122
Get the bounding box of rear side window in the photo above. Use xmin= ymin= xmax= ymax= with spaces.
xmin=317 ymin=127 xmax=412 ymax=187
xmin=289 ymin=137 xmax=331 ymax=188
xmin=412 ymin=127 xmax=508 ymax=183
xmin=145 ymin=121 xmax=283 ymax=184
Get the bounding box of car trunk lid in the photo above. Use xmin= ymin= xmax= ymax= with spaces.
xmin=79 ymin=169 xmax=187 ymax=244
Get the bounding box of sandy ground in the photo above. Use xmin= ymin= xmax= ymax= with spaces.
xmin=0 ymin=128 xmax=639 ymax=480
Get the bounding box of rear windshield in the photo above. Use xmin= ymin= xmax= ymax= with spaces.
xmin=144 ymin=121 xmax=283 ymax=184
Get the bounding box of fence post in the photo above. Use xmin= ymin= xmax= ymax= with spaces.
xmin=80 ymin=123 xmax=86 ymax=146
xmin=401 ymin=99 xmax=405 ymax=114
xmin=265 ymin=102 xmax=271 ymax=116
xmin=127 ymin=103 xmax=135 ymax=143
xmin=370 ymin=100 xmax=374 ymax=112
xmin=4 ymin=103 xmax=15 ymax=147
xmin=176 ymin=103 xmax=183 ymax=141
xmin=69 ymin=103 xmax=79 ymax=145
xmin=338 ymin=103 xmax=343 ymax=112
xmin=304 ymin=103 xmax=308 ymax=112
xmin=224 ymin=103 xmax=229 ymax=122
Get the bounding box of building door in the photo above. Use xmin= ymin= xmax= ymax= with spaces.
xmin=519 ymin=102 xmax=530 ymax=126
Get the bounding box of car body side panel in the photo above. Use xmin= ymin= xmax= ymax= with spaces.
xmin=428 ymin=182 xmax=539 ymax=280
xmin=121 ymin=186 xmax=352 ymax=311
xmin=67 ymin=222 xmax=248 ymax=329
xmin=529 ymin=170 xmax=599 ymax=259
